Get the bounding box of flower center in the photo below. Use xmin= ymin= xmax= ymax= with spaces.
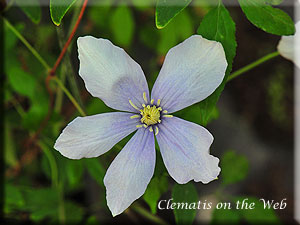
xmin=129 ymin=92 xmax=173 ymax=135
xmin=140 ymin=105 xmax=161 ymax=126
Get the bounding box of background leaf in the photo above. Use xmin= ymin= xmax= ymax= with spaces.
xmin=109 ymin=6 xmax=135 ymax=47
xmin=143 ymin=175 xmax=168 ymax=214
xmin=7 ymin=67 xmax=37 ymax=99
xmin=238 ymin=0 xmax=295 ymax=35
xmin=265 ymin=0 xmax=283 ymax=5
xmin=172 ymin=183 xmax=199 ymax=225
xmin=220 ymin=150 xmax=249 ymax=186
xmin=155 ymin=0 xmax=192 ymax=29
xmin=235 ymin=196 xmax=280 ymax=224
xmin=50 ymin=0 xmax=78 ymax=26
xmin=15 ymin=0 xmax=41 ymax=24
xmin=197 ymin=2 xmax=236 ymax=126
xmin=211 ymin=207 xmax=241 ymax=224
xmin=84 ymin=158 xmax=106 ymax=187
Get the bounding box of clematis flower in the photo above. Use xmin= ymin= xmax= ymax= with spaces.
xmin=277 ymin=21 xmax=300 ymax=68
xmin=54 ymin=35 xmax=227 ymax=216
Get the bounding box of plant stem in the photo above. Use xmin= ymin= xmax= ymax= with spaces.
xmin=50 ymin=0 xmax=88 ymax=75
xmin=227 ymin=51 xmax=280 ymax=82
xmin=58 ymin=182 xmax=66 ymax=224
xmin=3 ymin=17 xmax=51 ymax=71
xmin=52 ymin=77 xmax=86 ymax=117
xmin=10 ymin=97 xmax=26 ymax=118
xmin=131 ymin=203 xmax=170 ymax=225
xmin=38 ymin=141 xmax=58 ymax=187
xmin=56 ymin=26 xmax=83 ymax=107
xmin=54 ymin=65 xmax=67 ymax=113
xmin=38 ymin=140 xmax=65 ymax=224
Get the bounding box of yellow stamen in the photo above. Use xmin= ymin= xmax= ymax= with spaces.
xmin=163 ymin=110 xmax=168 ymax=114
xmin=163 ymin=115 xmax=173 ymax=118
xmin=151 ymin=99 xmax=154 ymax=104
xmin=149 ymin=127 xmax=153 ymax=132
xmin=155 ymin=127 xmax=159 ymax=135
xmin=143 ymin=92 xmax=148 ymax=103
xmin=136 ymin=125 xmax=143 ymax=128
xmin=129 ymin=100 xmax=140 ymax=111
xmin=140 ymin=105 xmax=161 ymax=126
xmin=157 ymin=107 xmax=162 ymax=111
xmin=142 ymin=104 xmax=146 ymax=108
xmin=157 ymin=99 xmax=161 ymax=106
xmin=130 ymin=115 xmax=140 ymax=119
xmin=158 ymin=120 xmax=161 ymax=123
xmin=143 ymin=124 xmax=148 ymax=128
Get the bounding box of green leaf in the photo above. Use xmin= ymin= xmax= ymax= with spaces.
xmin=84 ymin=158 xmax=106 ymax=186
xmin=157 ymin=10 xmax=193 ymax=55
xmin=155 ymin=0 xmax=192 ymax=29
xmin=197 ymin=3 xmax=236 ymax=126
xmin=4 ymin=183 xmax=25 ymax=213
xmin=50 ymin=0 xmax=78 ymax=26
xmin=15 ymin=0 xmax=41 ymax=24
xmin=7 ymin=67 xmax=37 ymax=99
xmin=265 ymin=0 xmax=283 ymax=5
xmin=221 ymin=150 xmax=249 ymax=186
xmin=235 ymin=196 xmax=281 ymax=224
xmin=4 ymin=121 xmax=17 ymax=167
xmin=65 ymin=159 xmax=83 ymax=188
xmin=21 ymin=187 xmax=59 ymax=221
xmin=211 ymin=207 xmax=241 ymax=224
xmin=172 ymin=183 xmax=199 ymax=225
xmin=238 ymin=0 xmax=295 ymax=35
xmin=64 ymin=201 xmax=84 ymax=223
xmin=143 ymin=175 xmax=168 ymax=214
xmin=22 ymin=90 xmax=49 ymax=130
xmin=110 ymin=6 xmax=135 ymax=47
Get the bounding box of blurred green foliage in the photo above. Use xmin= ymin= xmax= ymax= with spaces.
xmin=220 ymin=150 xmax=249 ymax=186
xmin=172 ymin=183 xmax=199 ymax=225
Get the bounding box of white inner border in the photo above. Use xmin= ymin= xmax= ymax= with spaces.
xmin=295 ymin=1 xmax=300 ymax=223
xmin=5 ymin=0 xmax=300 ymax=222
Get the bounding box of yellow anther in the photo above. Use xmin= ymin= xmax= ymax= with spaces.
xmin=143 ymin=92 xmax=148 ymax=103
xmin=143 ymin=124 xmax=148 ymax=128
xmin=155 ymin=126 xmax=159 ymax=136
xmin=157 ymin=99 xmax=161 ymax=106
xmin=136 ymin=125 xmax=143 ymax=128
xmin=157 ymin=107 xmax=162 ymax=111
xmin=158 ymin=120 xmax=161 ymax=123
xmin=163 ymin=115 xmax=173 ymax=118
xmin=129 ymin=100 xmax=140 ymax=111
xmin=142 ymin=104 xmax=146 ymax=108
xmin=140 ymin=105 xmax=161 ymax=126
xmin=130 ymin=115 xmax=140 ymax=119
xmin=151 ymin=99 xmax=154 ymax=104
xmin=149 ymin=127 xmax=153 ymax=132
xmin=163 ymin=110 xmax=168 ymax=114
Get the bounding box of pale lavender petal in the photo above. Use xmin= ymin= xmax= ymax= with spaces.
xmin=54 ymin=112 xmax=139 ymax=159
xmin=78 ymin=36 xmax=149 ymax=112
xmin=277 ymin=21 xmax=300 ymax=68
xmin=156 ymin=116 xmax=220 ymax=184
xmin=104 ymin=128 xmax=155 ymax=216
xmin=151 ymin=35 xmax=227 ymax=113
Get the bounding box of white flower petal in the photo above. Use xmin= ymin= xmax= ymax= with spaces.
xmin=156 ymin=116 xmax=220 ymax=184
xmin=151 ymin=35 xmax=227 ymax=113
xmin=277 ymin=21 xmax=300 ymax=68
xmin=78 ymin=36 xmax=149 ymax=112
xmin=54 ymin=112 xmax=139 ymax=159
xmin=104 ymin=128 xmax=155 ymax=216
